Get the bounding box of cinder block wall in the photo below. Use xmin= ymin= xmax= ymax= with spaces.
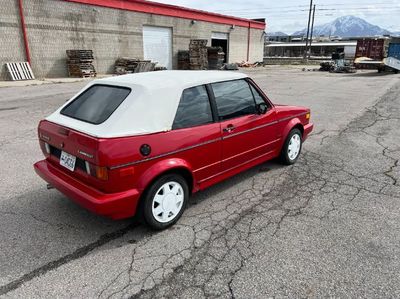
xmin=0 ymin=0 xmax=265 ymax=79
xmin=0 ymin=1 xmax=26 ymax=80
xmin=249 ymin=28 xmax=265 ymax=62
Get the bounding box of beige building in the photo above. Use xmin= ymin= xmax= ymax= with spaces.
xmin=1 ymin=0 xmax=266 ymax=79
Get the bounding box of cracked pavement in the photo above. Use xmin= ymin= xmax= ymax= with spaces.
xmin=0 ymin=67 xmax=399 ymax=298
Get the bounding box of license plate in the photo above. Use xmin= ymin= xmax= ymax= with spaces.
xmin=60 ymin=151 xmax=76 ymax=171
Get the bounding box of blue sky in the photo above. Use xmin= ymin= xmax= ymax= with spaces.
xmin=156 ymin=0 xmax=400 ymax=33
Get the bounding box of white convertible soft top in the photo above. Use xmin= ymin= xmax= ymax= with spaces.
xmin=46 ymin=70 xmax=248 ymax=138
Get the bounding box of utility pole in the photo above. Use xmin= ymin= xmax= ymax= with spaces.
xmin=304 ymin=0 xmax=313 ymax=59
xmin=308 ymin=4 xmax=316 ymax=59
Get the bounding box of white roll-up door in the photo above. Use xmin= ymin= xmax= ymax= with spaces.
xmin=143 ymin=26 xmax=172 ymax=69
xmin=211 ymin=32 xmax=229 ymax=40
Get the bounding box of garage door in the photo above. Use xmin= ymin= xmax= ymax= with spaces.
xmin=211 ymin=32 xmax=229 ymax=63
xmin=143 ymin=26 xmax=172 ymax=70
xmin=211 ymin=32 xmax=229 ymax=40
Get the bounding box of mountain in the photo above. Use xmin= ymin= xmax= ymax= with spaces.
xmin=293 ymin=16 xmax=391 ymax=37
xmin=266 ymin=31 xmax=288 ymax=36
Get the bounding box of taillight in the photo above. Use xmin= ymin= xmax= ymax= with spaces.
xmin=40 ymin=141 xmax=50 ymax=157
xmin=85 ymin=162 xmax=109 ymax=180
xmin=96 ymin=166 xmax=109 ymax=181
xmin=85 ymin=163 xmax=134 ymax=181
xmin=44 ymin=143 xmax=51 ymax=155
xmin=85 ymin=161 xmax=91 ymax=174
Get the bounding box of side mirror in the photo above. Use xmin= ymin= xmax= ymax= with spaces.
xmin=256 ymin=103 xmax=268 ymax=115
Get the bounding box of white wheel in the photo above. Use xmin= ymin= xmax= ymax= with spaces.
xmin=151 ymin=181 xmax=184 ymax=223
xmin=287 ymin=133 xmax=301 ymax=161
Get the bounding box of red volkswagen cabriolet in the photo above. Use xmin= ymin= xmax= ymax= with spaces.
xmin=34 ymin=71 xmax=313 ymax=229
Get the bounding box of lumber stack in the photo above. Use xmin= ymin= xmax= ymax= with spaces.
xmin=207 ymin=47 xmax=225 ymax=70
xmin=189 ymin=39 xmax=208 ymax=70
xmin=178 ymin=50 xmax=190 ymax=70
xmin=66 ymin=50 xmax=96 ymax=78
xmin=114 ymin=58 xmax=156 ymax=74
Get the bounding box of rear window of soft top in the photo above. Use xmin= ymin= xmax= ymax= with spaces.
xmin=61 ymin=84 xmax=131 ymax=125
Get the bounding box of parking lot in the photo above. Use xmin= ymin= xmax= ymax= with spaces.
xmin=1 ymin=66 xmax=399 ymax=298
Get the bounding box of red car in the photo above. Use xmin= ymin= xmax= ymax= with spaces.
xmin=34 ymin=71 xmax=313 ymax=229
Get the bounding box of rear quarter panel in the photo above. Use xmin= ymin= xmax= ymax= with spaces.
xmin=101 ymin=123 xmax=222 ymax=193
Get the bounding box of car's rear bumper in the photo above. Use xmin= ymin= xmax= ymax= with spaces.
xmin=303 ymin=123 xmax=314 ymax=141
xmin=34 ymin=160 xmax=140 ymax=220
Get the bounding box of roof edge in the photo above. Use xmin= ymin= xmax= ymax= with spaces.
xmin=64 ymin=0 xmax=266 ymax=29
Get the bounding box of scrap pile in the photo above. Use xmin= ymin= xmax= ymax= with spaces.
xmin=237 ymin=61 xmax=263 ymax=68
xmin=66 ymin=50 xmax=96 ymax=78
xmin=224 ymin=63 xmax=239 ymax=70
xmin=154 ymin=66 xmax=168 ymax=71
xmin=319 ymin=52 xmax=356 ymax=73
xmin=189 ymin=39 xmax=208 ymax=70
xmin=207 ymin=47 xmax=225 ymax=70
xmin=114 ymin=58 xmax=156 ymax=74
xmin=134 ymin=60 xmax=156 ymax=73
xmin=178 ymin=51 xmax=190 ymax=70
xmin=319 ymin=61 xmax=335 ymax=71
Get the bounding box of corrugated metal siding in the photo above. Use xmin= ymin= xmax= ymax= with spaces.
xmin=355 ymin=39 xmax=386 ymax=60
xmin=388 ymin=43 xmax=400 ymax=60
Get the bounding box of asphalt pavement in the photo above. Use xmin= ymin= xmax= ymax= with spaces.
xmin=0 ymin=67 xmax=399 ymax=298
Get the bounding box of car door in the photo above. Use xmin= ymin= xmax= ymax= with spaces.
xmin=171 ymin=85 xmax=222 ymax=182
xmin=210 ymin=79 xmax=278 ymax=172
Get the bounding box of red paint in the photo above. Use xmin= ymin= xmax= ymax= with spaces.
xmin=219 ymin=111 xmax=277 ymax=171
xmin=34 ymin=161 xmax=139 ymax=219
xmin=18 ymin=0 xmax=31 ymax=64
xmin=64 ymin=0 xmax=265 ymax=29
xmin=34 ymin=81 xmax=312 ymax=220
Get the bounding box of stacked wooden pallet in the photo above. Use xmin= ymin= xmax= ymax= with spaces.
xmin=189 ymin=39 xmax=208 ymax=70
xmin=115 ymin=58 xmax=139 ymax=74
xmin=114 ymin=58 xmax=156 ymax=74
xmin=177 ymin=51 xmax=190 ymax=70
xmin=207 ymin=47 xmax=225 ymax=70
xmin=66 ymin=50 xmax=96 ymax=78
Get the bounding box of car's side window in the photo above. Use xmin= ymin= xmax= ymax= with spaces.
xmin=172 ymin=85 xmax=214 ymax=130
xmin=212 ymin=79 xmax=257 ymax=121
xmin=249 ymin=83 xmax=267 ymax=106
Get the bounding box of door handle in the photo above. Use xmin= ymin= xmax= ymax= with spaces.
xmin=223 ymin=125 xmax=235 ymax=133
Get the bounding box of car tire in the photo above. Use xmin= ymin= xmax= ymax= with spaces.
xmin=142 ymin=174 xmax=189 ymax=230
xmin=280 ymin=128 xmax=303 ymax=165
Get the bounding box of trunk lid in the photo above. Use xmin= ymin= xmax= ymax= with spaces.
xmin=38 ymin=120 xmax=103 ymax=189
